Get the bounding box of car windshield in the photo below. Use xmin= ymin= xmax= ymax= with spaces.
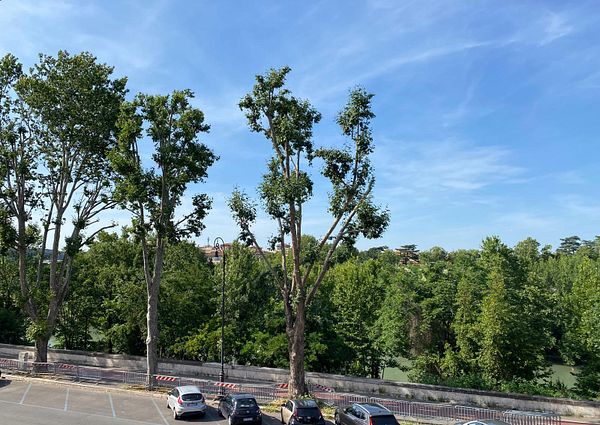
xmin=371 ymin=415 xmax=398 ymax=425
xmin=297 ymin=407 xmax=321 ymax=417
xmin=182 ymin=393 xmax=203 ymax=401
xmin=236 ymin=398 xmax=257 ymax=408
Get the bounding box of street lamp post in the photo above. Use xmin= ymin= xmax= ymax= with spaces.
xmin=213 ymin=237 xmax=226 ymax=389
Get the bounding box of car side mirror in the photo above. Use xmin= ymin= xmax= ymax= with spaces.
xmin=281 ymin=403 xmax=287 ymax=407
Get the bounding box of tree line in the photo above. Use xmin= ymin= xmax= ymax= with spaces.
xmin=1 ymin=233 xmax=599 ymax=399
xmin=0 ymin=51 xmax=598 ymax=400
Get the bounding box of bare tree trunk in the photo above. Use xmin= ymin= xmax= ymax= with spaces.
xmin=288 ymin=307 xmax=307 ymax=397
xmin=146 ymin=281 xmax=159 ymax=387
xmin=146 ymin=240 xmax=165 ymax=388
xmin=34 ymin=336 xmax=49 ymax=363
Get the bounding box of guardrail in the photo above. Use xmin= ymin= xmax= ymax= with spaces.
xmin=0 ymin=357 xmax=561 ymax=425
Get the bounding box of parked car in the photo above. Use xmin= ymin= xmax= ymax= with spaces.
xmin=335 ymin=403 xmax=398 ymax=425
xmin=218 ymin=393 xmax=262 ymax=425
xmin=280 ymin=399 xmax=326 ymax=425
xmin=166 ymin=385 xmax=207 ymax=420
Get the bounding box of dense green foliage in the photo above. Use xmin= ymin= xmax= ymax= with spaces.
xmin=2 ymin=232 xmax=599 ymax=400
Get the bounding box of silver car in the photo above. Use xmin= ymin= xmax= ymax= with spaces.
xmin=166 ymin=385 xmax=207 ymax=420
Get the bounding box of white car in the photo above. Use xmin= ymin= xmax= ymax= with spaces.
xmin=166 ymin=385 xmax=207 ymax=420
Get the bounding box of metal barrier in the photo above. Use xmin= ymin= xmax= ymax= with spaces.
xmin=0 ymin=358 xmax=22 ymax=370
xmin=55 ymin=363 xmax=78 ymax=378
xmin=316 ymin=392 xmax=369 ymax=407
xmin=370 ymin=397 xmax=414 ymax=416
xmin=124 ymin=371 xmax=148 ymax=386
xmin=0 ymin=356 xmax=562 ymax=425
xmin=454 ymin=405 xmax=503 ymax=421
xmin=239 ymin=385 xmax=278 ymax=403
xmin=180 ymin=377 xmax=219 ymax=396
xmin=30 ymin=362 xmax=54 ymax=374
xmin=503 ymin=410 xmax=562 ymax=425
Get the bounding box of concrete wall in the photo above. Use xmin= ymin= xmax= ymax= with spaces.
xmin=1 ymin=343 xmax=599 ymax=417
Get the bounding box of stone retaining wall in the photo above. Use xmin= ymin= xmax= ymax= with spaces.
xmin=1 ymin=343 xmax=598 ymax=417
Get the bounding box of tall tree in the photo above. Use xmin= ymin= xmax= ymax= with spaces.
xmin=230 ymin=67 xmax=388 ymax=396
xmin=329 ymin=258 xmax=389 ymax=377
xmin=0 ymin=52 xmax=126 ymax=361
xmin=564 ymin=257 xmax=600 ymax=398
xmin=110 ymin=89 xmax=216 ymax=385
xmin=557 ymin=236 xmax=581 ymax=256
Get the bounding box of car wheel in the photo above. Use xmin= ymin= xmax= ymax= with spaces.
xmin=173 ymin=408 xmax=179 ymax=420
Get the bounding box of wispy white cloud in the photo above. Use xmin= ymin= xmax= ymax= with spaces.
xmin=0 ymin=0 xmax=168 ymax=74
xmin=557 ymin=194 xmax=600 ymax=218
xmin=377 ymin=139 xmax=522 ymax=199
xmin=554 ymin=171 xmax=587 ymax=185
xmin=539 ymin=11 xmax=574 ymax=45
xmin=494 ymin=211 xmax=557 ymax=231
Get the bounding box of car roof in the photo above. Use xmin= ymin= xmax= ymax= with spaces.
xmin=354 ymin=402 xmax=392 ymax=415
xmin=176 ymin=385 xmax=203 ymax=395
xmin=467 ymin=421 xmax=511 ymax=425
xmin=292 ymin=399 xmax=319 ymax=408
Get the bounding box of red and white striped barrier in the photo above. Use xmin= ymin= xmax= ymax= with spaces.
xmin=275 ymin=383 xmax=289 ymax=389
xmin=155 ymin=375 xmax=178 ymax=382
xmin=311 ymin=383 xmax=334 ymax=393
xmin=215 ymin=382 xmax=238 ymax=389
xmin=56 ymin=363 xmax=76 ymax=369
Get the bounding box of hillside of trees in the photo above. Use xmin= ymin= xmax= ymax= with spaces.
xmin=1 ymin=233 xmax=599 ymax=400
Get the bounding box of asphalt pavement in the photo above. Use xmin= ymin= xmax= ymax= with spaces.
xmin=0 ymin=375 xmax=285 ymax=425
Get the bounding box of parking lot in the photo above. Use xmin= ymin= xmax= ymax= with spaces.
xmin=0 ymin=375 xmax=283 ymax=425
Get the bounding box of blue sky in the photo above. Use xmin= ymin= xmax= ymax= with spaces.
xmin=1 ymin=0 xmax=600 ymax=251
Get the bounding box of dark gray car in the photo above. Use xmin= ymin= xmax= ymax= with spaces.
xmin=280 ymin=399 xmax=325 ymax=425
xmin=335 ymin=403 xmax=398 ymax=425
xmin=218 ymin=393 xmax=262 ymax=425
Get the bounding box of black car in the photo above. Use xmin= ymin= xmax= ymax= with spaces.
xmin=218 ymin=393 xmax=262 ymax=425
xmin=280 ymin=399 xmax=326 ymax=425
xmin=335 ymin=403 xmax=398 ymax=425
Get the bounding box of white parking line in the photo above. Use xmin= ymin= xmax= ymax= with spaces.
xmin=65 ymin=388 xmax=70 ymax=411
xmin=109 ymin=392 xmax=116 ymax=418
xmin=151 ymin=398 xmax=169 ymax=425
xmin=19 ymin=382 xmax=31 ymax=404
xmin=0 ymin=397 xmax=166 ymax=424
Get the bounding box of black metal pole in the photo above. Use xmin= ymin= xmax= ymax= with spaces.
xmin=213 ymin=237 xmax=226 ymax=393
xmin=220 ymin=245 xmax=225 ymax=385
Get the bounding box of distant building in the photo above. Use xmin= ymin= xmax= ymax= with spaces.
xmin=199 ymin=243 xmax=232 ymax=263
